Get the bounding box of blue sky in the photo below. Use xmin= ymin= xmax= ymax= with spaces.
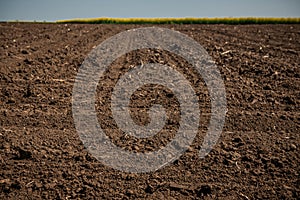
xmin=0 ymin=0 xmax=299 ymax=21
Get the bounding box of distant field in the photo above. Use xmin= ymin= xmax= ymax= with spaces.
xmin=56 ymin=17 xmax=300 ymax=24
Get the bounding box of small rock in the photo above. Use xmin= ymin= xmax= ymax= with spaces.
xmin=7 ymin=98 xmax=15 ymax=104
xmin=0 ymin=179 xmax=10 ymax=184
xmin=21 ymin=49 xmax=29 ymax=54
xmin=290 ymin=144 xmax=297 ymax=151
xmin=267 ymin=97 xmax=275 ymax=103
xmin=133 ymin=145 xmax=140 ymax=151
xmin=126 ymin=189 xmax=134 ymax=195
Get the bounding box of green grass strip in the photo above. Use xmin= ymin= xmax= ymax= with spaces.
xmin=56 ymin=17 xmax=300 ymax=24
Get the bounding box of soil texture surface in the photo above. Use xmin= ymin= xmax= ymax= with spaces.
xmin=0 ymin=23 xmax=299 ymax=199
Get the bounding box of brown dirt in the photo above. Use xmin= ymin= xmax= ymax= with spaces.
xmin=0 ymin=23 xmax=299 ymax=199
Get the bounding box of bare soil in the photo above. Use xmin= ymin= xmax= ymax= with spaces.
xmin=0 ymin=23 xmax=299 ymax=199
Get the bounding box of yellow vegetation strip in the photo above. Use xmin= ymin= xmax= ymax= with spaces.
xmin=56 ymin=17 xmax=300 ymax=24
